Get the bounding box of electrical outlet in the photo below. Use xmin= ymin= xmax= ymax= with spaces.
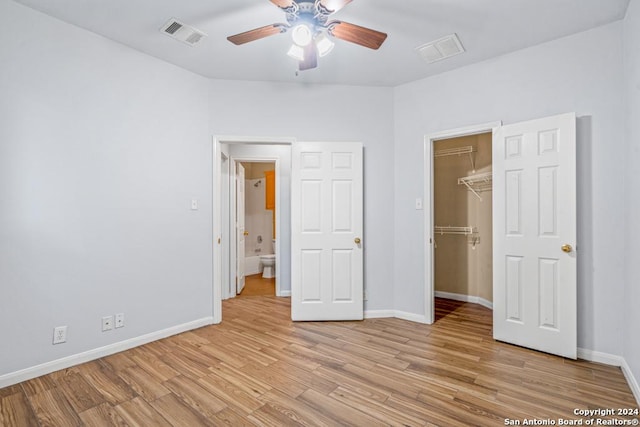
xmin=53 ymin=326 xmax=67 ymax=344
xmin=115 ymin=313 xmax=125 ymax=328
xmin=102 ymin=315 xmax=114 ymax=331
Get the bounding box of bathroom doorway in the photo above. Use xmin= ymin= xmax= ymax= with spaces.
xmin=237 ymin=161 xmax=277 ymax=297
xmin=213 ymin=137 xmax=294 ymax=324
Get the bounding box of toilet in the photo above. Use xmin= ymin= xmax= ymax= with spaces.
xmin=259 ymin=239 xmax=276 ymax=279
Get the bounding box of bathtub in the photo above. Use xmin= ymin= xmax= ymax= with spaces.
xmin=245 ymin=255 xmax=264 ymax=276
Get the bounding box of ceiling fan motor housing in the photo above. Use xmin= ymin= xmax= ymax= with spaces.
xmin=285 ymin=1 xmax=329 ymax=34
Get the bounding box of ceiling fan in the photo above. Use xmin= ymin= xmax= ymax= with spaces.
xmin=227 ymin=0 xmax=387 ymax=71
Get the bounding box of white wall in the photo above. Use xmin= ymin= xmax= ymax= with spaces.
xmin=0 ymin=0 xmax=212 ymax=378
xmin=393 ymin=23 xmax=626 ymax=355
xmin=209 ymin=80 xmax=395 ymax=310
xmin=623 ymin=0 xmax=640 ymax=395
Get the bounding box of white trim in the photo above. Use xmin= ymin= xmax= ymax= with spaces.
xmin=364 ymin=310 xmax=395 ymax=319
xmin=424 ymin=121 xmax=502 ymax=326
xmin=0 ymin=317 xmax=214 ymax=389
xmin=621 ymin=359 xmax=640 ymax=406
xmin=577 ymin=348 xmax=625 ymax=366
xmin=577 ymin=348 xmax=640 ymax=406
xmin=278 ymin=290 xmax=291 ymax=297
xmin=434 ymin=291 xmax=493 ymax=310
xmin=364 ymin=310 xmax=429 ymax=324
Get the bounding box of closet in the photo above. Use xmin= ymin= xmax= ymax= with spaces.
xmin=433 ymin=132 xmax=493 ymax=309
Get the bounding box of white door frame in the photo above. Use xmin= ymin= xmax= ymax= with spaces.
xmin=423 ymin=121 xmax=502 ymax=324
xmin=212 ymin=136 xmax=295 ymax=324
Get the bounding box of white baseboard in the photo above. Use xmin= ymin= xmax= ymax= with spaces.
xmin=435 ymin=291 xmax=493 ymax=310
xmin=0 ymin=317 xmax=214 ymax=389
xmin=364 ymin=310 xmax=395 ymax=319
xmin=577 ymin=348 xmax=640 ymax=406
xmin=364 ymin=309 xmax=429 ymax=324
xmin=577 ymin=348 xmax=625 ymax=366
xmin=277 ymin=290 xmax=291 ymax=297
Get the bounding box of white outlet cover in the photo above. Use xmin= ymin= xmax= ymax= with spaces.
xmin=102 ymin=315 xmax=114 ymax=331
xmin=53 ymin=326 xmax=67 ymax=344
xmin=191 ymin=199 xmax=198 ymax=210
xmin=115 ymin=313 xmax=125 ymax=328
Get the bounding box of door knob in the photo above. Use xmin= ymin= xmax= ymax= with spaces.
xmin=243 ymin=231 xmax=249 ymax=236
xmin=354 ymin=237 xmax=361 ymax=244
xmin=561 ymin=244 xmax=573 ymax=253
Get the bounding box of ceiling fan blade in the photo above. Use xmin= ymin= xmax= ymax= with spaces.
xmin=318 ymin=0 xmax=353 ymax=13
xmin=227 ymin=24 xmax=286 ymax=45
xmin=299 ymin=43 xmax=318 ymax=71
xmin=329 ymin=21 xmax=387 ymax=50
xmin=269 ymin=0 xmax=295 ymax=8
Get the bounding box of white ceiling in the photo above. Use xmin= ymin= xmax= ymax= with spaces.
xmin=14 ymin=0 xmax=630 ymax=87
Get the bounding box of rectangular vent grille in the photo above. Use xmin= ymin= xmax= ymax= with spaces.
xmin=415 ymin=33 xmax=465 ymax=64
xmin=160 ymin=18 xmax=207 ymax=47
xmin=164 ymin=21 xmax=183 ymax=35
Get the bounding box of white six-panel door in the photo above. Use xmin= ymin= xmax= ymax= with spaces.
xmin=236 ymin=163 xmax=246 ymax=295
xmin=291 ymin=142 xmax=364 ymax=321
xmin=493 ymin=113 xmax=577 ymax=359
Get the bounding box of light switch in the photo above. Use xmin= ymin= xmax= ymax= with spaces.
xmin=415 ymin=198 xmax=423 ymax=210
xmin=191 ymin=199 xmax=198 ymax=210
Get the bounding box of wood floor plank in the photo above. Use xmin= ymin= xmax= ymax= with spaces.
xmin=117 ymin=366 xmax=171 ymax=402
xmin=163 ymin=375 xmax=227 ymax=419
xmin=0 ymin=296 xmax=637 ymax=426
xmin=29 ymin=388 xmax=83 ymax=427
xmin=329 ymin=386 xmax=427 ymax=427
xmin=1 ymin=392 xmax=39 ymax=426
xmin=197 ymin=373 xmax=264 ymax=416
xmin=114 ymin=396 xmax=172 ymax=427
xmin=149 ymin=393 xmax=213 ymax=426
xmin=256 ymin=389 xmax=336 ymax=426
xmin=78 ymin=402 xmax=127 ymax=426
xmin=57 ymin=371 xmax=105 ymax=413
xmin=297 ymin=388 xmax=387 ymax=427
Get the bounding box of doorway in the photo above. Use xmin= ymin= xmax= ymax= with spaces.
xmin=432 ymin=132 xmax=493 ymax=316
xmin=424 ymin=122 xmax=500 ymax=325
xmin=212 ymin=137 xmax=294 ymax=324
xmin=237 ymin=161 xmax=277 ymax=298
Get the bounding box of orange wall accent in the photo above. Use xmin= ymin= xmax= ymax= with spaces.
xmin=264 ymin=170 xmax=275 ymax=237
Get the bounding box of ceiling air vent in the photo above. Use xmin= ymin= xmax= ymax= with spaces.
xmin=415 ymin=33 xmax=465 ymax=64
xmin=160 ymin=18 xmax=207 ymax=47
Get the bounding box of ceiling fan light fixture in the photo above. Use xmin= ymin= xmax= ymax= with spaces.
xmin=315 ymin=32 xmax=335 ymax=57
xmin=287 ymin=44 xmax=305 ymax=61
xmin=291 ymin=24 xmax=313 ymax=46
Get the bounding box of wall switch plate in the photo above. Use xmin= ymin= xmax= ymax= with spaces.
xmin=102 ymin=315 xmax=114 ymax=331
xmin=115 ymin=313 xmax=124 ymax=328
xmin=191 ymin=199 xmax=198 ymax=210
xmin=415 ymin=198 xmax=423 ymax=210
xmin=53 ymin=326 xmax=67 ymax=344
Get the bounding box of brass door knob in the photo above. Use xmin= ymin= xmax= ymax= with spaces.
xmin=354 ymin=237 xmax=361 ymax=244
xmin=561 ymin=244 xmax=573 ymax=253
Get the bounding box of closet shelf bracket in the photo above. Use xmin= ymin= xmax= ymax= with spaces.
xmin=457 ymin=171 xmax=492 ymax=201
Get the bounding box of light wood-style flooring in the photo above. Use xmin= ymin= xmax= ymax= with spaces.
xmin=1 ymin=297 xmax=637 ymax=426
xmin=238 ymin=274 xmax=275 ymax=297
